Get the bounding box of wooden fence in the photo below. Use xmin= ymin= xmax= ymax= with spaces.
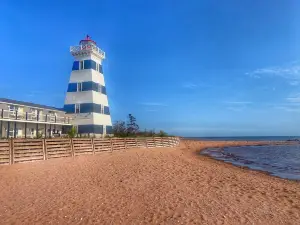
xmin=0 ymin=137 xmax=180 ymax=165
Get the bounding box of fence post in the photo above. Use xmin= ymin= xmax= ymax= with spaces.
xmin=92 ymin=138 xmax=95 ymax=154
xmin=135 ymin=138 xmax=138 ymax=148
xmin=167 ymin=137 xmax=171 ymax=147
xmin=153 ymin=137 xmax=156 ymax=147
xmin=43 ymin=139 xmax=47 ymax=160
xmin=124 ymin=138 xmax=127 ymax=149
xmin=171 ymin=137 xmax=174 ymax=147
xmin=145 ymin=138 xmax=148 ymax=148
xmin=9 ymin=138 xmax=14 ymax=165
xmin=110 ymin=138 xmax=113 ymax=152
xmin=71 ymin=138 xmax=75 ymax=157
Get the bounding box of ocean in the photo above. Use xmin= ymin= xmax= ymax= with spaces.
xmin=185 ymin=136 xmax=300 ymax=141
xmin=201 ymin=145 xmax=300 ymax=181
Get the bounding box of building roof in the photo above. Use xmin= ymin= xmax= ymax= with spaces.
xmin=0 ymin=98 xmax=64 ymax=112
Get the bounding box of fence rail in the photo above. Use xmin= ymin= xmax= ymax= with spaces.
xmin=0 ymin=137 xmax=180 ymax=165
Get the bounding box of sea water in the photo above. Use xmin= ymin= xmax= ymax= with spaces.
xmin=201 ymin=144 xmax=300 ymax=180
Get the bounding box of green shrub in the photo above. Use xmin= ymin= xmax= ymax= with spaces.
xmin=36 ymin=132 xmax=43 ymax=139
xmin=67 ymin=126 xmax=77 ymax=138
xmin=157 ymin=130 xmax=168 ymax=137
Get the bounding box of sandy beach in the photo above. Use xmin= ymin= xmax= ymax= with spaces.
xmin=0 ymin=141 xmax=299 ymax=224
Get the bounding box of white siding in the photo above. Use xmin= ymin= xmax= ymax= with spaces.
xmin=69 ymin=70 xmax=105 ymax=85
xmin=64 ymin=92 xmax=109 ymax=106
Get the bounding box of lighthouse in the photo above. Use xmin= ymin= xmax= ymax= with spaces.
xmin=64 ymin=35 xmax=112 ymax=137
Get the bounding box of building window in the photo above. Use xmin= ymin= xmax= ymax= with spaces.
xmin=97 ymin=84 xmax=102 ymax=93
xmin=75 ymin=104 xmax=80 ymax=113
xmin=48 ymin=111 xmax=55 ymax=116
xmin=96 ymin=63 xmax=99 ymax=72
xmin=29 ymin=108 xmax=36 ymax=114
xmin=9 ymin=127 xmax=17 ymax=137
xmin=77 ymin=83 xmax=82 ymax=92
xmin=79 ymin=61 xmax=84 ymax=70
xmin=8 ymin=105 xmax=18 ymax=112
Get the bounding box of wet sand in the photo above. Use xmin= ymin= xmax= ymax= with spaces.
xmin=0 ymin=141 xmax=299 ymax=224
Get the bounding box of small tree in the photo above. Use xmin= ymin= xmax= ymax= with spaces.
xmin=67 ymin=126 xmax=77 ymax=138
xmin=157 ymin=130 xmax=168 ymax=137
xmin=127 ymin=114 xmax=139 ymax=136
xmin=113 ymin=120 xmax=127 ymax=137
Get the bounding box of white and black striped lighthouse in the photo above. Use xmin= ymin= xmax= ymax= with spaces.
xmin=64 ymin=35 xmax=112 ymax=137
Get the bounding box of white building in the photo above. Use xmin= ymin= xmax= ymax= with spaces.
xmin=0 ymin=98 xmax=72 ymax=138
xmin=64 ymin=36 xmax=112 ymax=137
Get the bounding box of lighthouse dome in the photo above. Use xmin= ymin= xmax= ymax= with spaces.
xmin=79 ymin=35 xmax=97 ymax=47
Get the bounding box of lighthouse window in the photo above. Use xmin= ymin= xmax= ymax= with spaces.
xmin=75 ymin=104 xmax=80 ymax=113
xmin=72 ymin=61 xmax=79 ymax=70
xmin=101 ymin=86 xmax=106 ymax=95
xmin=77 ymin=83 xmax=82 ymax=92
xmin=79 ymin=61 xmax=84 ymax=70
xmin=104 ymin=106 xmax=110 ymax=115
xmin=83 ymin=60 xmax=96 ymax=70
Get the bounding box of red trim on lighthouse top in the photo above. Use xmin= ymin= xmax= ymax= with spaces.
xmin=79 ymin=35 xmax=97 ymax=45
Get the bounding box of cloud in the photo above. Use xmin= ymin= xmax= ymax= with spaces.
xmin=226 ymin=107 xmax=245 ymax=112
xmin=289 ymin=81 xmax=300 ymax=86
xmin=223 ymin=101 xmax=251 ymax=112
xmin=273 ymin=105 xmax=300 ymax=112
xmin=286 ymin=93 xmax=300 ymax=103
xmin=223 ymin=101 xmax=252 ymax=105
xmin=271 ymin=95 xmax=300 ymax=111
xmin=181 ymin=82 xmax=214 ymax=89
xmin=247 ymin=60 xmax=300 ymax=84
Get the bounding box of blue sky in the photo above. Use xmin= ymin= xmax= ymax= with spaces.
xmin=1 ymin=0 xmax=300 ymax=136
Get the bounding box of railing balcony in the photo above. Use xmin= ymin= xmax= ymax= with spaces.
xmin=0 ymin=109 xmax=72 ymax=125
xmin=70 ymin=44 xmax=105 ymax=59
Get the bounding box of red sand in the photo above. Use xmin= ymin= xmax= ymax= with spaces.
xmin=0 ymin=142 xmax=299 ymax=224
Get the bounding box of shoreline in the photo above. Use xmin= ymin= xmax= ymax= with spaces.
xmin=184 ymin=140 xmax=300 ymax=183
